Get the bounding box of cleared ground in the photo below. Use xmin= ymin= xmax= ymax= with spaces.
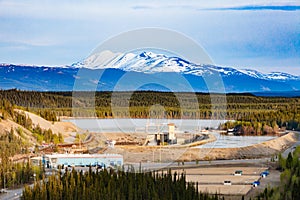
xmin=103 ymin=132 xmax=297 ymax=162
xmin=172 ymin=167 xmax=267 ymax=175
xmin=187 ymin=175 xmax=259 ymax=184
xmin=198 ymin=185 xmax=253 ymax=195
xmin=247 ymin=169 xmax=281 ymax=198
xmin=171 ymin=167 xmax=267 ymax=196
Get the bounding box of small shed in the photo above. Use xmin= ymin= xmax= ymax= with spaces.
xmin=252 ymin=181 xmax=260 ymax=187
xmin=260 ymin=170 xmax=269 ymax=178
xmin=224 ymin=180 xmax=232 ymax=185
xmin=234 ymin=170 xmax=243 ymax=176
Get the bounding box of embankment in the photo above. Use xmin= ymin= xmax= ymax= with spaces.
xmin=104 ymin=132 xmax=298 ymax=163
xmin=179 ymin=132 xmax=298 ymax=161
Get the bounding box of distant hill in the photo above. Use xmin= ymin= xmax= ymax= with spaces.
xmin=252 ymin=91 xmax=300 ymax=97
xmin=1 ymin=51 xmax=299 ymax=94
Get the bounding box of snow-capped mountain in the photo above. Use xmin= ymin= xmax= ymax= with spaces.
xmin=0 ymin=50 xmax=300 ymax=94
xmin=72 ymin=50 xmax=300 ymax=81
xmin=72 ymin=51 xmax=193 ymax=73
xmin=238 ymin=69 xmax=299 ymax=80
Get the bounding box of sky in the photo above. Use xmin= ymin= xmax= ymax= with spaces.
xmin=0 ymin=0 xmax=299 ymax=74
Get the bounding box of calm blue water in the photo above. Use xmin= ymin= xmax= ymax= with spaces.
xmin=63 ymin=118 xmax=276 ymax=148
xmin=63 ymin=118 xmax=225 ymax=133
xmin=196 ymin=132 xmax=276 ymax=148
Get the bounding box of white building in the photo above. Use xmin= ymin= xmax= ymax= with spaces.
xmin=41 ymin=154 xmax=123 ymax=169
xmin=168 ymin=123 xmax=176 ymax=141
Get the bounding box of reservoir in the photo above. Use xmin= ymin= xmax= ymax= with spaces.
xmin=64 ymin=118 xmax=276 ymax=148
xmin=64 ymin=118 xmax=225 ymax=133
xmin=196 ymin=132 xmax=276 ymax=148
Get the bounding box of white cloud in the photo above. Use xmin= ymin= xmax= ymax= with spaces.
xmin=11 ymin=38 xmax=59 ymax=47
xmin=0 ymin=0 xmax=299 ymax=20
xmin=0 ymin=0 xmax=133 ymax=20
xmin=0 ymin=32 xmax=61 ymax=47
xmin=0 ymin=0 xmax=298 ymax=71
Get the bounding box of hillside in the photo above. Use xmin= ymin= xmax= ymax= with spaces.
xmin=0 ymin=118 xmax=36 ymax=145
xmin=1 ymin=51 xmax=300 ymax=92
xmin=15 ymin=109 xmax=81 ymax=136
xmin=0 ymin=98 xmax=81 ymax=149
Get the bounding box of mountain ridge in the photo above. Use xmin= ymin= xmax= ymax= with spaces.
xmin=0 ymin=51 xmax=299 ymax=94
xmin=70 ymin=50 xmax=300 ymax=81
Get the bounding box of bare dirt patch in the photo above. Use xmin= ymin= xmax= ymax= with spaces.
xmin=164 ymin=166 xmax=266 ymax=196
xmin=0 ymin=119 xmax=36 ymax=144
xmin=198 ymin=185 xmax=253 ymax=195
xmin=17 ymin=109 xmax=81 ymax=137
xmin=172 ymin=167 xmax=267 ymax=176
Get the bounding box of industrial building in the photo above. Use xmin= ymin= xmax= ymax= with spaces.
xmin=40 ymin=154 xmax=123 ymax=169
xmin=154 ymin=123 xmax=177 ymax=145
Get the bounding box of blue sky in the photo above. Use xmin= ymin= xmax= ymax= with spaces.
xmin=0 ymin=0 xmax=299 ymax=74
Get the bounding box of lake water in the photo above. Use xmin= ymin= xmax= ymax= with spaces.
xmin=64 ymin=118 xmax=225 ymax=133
xmin=195 ymin=132 xmax=276 ymax=148
xmin=64 ymin=118 xmax=276 ymax=148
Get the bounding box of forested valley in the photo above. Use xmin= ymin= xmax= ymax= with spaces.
xmin=22 ymin=168 xmax=222 ymax=200
xmin=0 ymin=125 xmax=44 ymax=190
xmin=1 ymin=89 xmax=300 ymax=134
xmin=0 ymin=98 xmax=60 ymax=190
xmin=1 ymin=90 xmax=300 ymax=198
xmin=20 ymin=146 xmax=300 ymax=200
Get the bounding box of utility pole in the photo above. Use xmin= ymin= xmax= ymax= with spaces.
xmin=3 ymin=171 xmax=11 ymax=190
xmin=3 ymin=173 xmax=5 ymax=190
xmin=160 ymin=145 xmax=162 ymax=163
xmin=152 ymin=150 xmax=154 ymax=163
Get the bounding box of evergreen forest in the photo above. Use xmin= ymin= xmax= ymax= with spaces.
xmin=22 ymin=168 xmax=220 ymax=200
xmin=1 ymin=90 xmax=300 ymax=134
xmin=258 ymin=146 xmax=300 ymax=199
xmin=21 ymin=147 xmax=300 ymax=200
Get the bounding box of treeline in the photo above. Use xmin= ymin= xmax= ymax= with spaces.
xmin=0 ymin=128 xmax=26 ymax=157
xmin=15 ymin=110 xmax=62 ymax=143
xmin=0 ymin=99 xmax=46 ymax=190
xmin=0 ymin=158 xmax=43 ymax=190
xmin=0 ymin=128 xmax=44 ymax=189
xmin=1 ymin=90 xmax=300 ymax=131
xmin=220 ymin=121 xmax=280 ymax=135
xmin=32 ymin=125 xmax=64 ymax=144
xmin=0 ymin=99 xmax=14 ymax=120
xmin=22 ymin=168 xmax=220 ymax=200
xmin=258 ymin=146 xmax=300 ymax=199
xmin=37 ymin=109 xmax=59 ymax=122
xmin=2 ymin=90 xmax=298 ymax=110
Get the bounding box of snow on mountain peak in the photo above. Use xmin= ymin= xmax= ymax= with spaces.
xmin=238 ymin=69 xmax=299 ymax=80
xmin=238 ymin=69 xmax=266 ymax=79
xmin=70 ymin=50 xmax=299 ymax=81
xmin=73 ymin=50 xmax=193 ymax=73
xmin=84 ymin=50 xmax=123 ymax=69
xmin=138 ymin=51 xmax=162 ymax=59
xmin=265 ymin=72 xmax=299 ymax=80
